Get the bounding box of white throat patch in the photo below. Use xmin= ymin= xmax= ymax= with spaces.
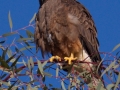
xmin=78 ymin=49 xmax=93 ymax=67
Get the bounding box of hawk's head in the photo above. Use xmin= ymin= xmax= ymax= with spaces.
xmin=39 ymin=0 xmax=48 ymax=6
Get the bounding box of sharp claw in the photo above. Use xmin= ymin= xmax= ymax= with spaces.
xmin=49 ymin=56 xmax=55 ymax=62
xmin=55 ymin=56 xmax=61 ymax=61
xmin=64 ymin=53 xmax=77 ymax=64
xmin=49 ymin=56 xmax=61 ymax=62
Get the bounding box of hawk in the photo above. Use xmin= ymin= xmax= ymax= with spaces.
xmin=34 ymin=0 xmax=103 ymax=89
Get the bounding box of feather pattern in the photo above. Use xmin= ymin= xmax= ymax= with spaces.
xmin=35 ymin=0 xmax=101 ymax=62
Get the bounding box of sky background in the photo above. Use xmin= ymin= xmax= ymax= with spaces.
xmin=0 ymin=0 xmax=120 ymax=89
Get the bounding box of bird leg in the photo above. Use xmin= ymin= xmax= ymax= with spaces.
xmin=49 ymin=56 xmax=61 ymax=62
xmin=64 ymin=53 xmax=77 ymax=64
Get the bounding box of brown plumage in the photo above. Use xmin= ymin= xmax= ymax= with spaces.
xmin=35 ymin=0 xmax=102 ymax=89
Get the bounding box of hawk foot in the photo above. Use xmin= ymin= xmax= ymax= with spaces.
xmin=64 ymin=53 xmax=77 ymax=64
xmin=49 ymin=56 xmax=61 ymax=62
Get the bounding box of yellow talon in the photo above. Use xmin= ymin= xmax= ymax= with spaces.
xmin=49 ymin=56 xmax=61 ymax=62
xmin=64 ymin=53 xmax=77 ymax=64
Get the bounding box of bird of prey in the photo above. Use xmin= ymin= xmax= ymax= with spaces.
xmin=34 ymin=0 xmax=103 ymax=89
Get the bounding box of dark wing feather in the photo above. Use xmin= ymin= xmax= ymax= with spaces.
xmin=34 ymin=0 xmax=62 ymax=57
xmin=66 ymin=1 xmax=101 ymax=62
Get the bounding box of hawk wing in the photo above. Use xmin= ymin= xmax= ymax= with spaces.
xmin=34 ymin=0 xmax=62 ymax=57
xmin=67 ymin=1 xmax=101 ymax=62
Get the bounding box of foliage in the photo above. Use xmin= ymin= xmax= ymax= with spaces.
xmin=0 ymin=11 xmax=120 ymax=90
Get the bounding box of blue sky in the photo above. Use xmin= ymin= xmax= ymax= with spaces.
xmin=0 ymin=0 xmax=120 ymax=89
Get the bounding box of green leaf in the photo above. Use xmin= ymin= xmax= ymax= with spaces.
xmin=37 ymin=60 xmax=44 ymax=77
xmin=26 ymin=30 xmax=34 ymax=38
xmin=10 ymin=55 xmax=21 ymax=68
xmin=2 ymin=81 xmax=11 ymax=86
xmin=106 ymin=84 xmax=114 ymax=90
xmin=101 ymin=60 xmax=116 ymax=77
xmin=27 ymin=59 xmax=31 ymax=71
xmin=19 ymin=46 xmax=35 ymax=51
xmin=112 ymin=64 xmax=119 ymax=69
xmin=8 ymin=80 xmax=17 ymax=90
xmin=42 ymin=75 xmax=45 ymax=82
xmin=2 ymin=47 xmax=8 ymax=60
xmin=7 ymin=49 xmax=12 ymax=58
xmin=22 ymin=59 xmax=26 ymax=66
xmin=6 ymin=54 xmax=16 ymax=63
xmin=17 ymin=38 xmax=33 ymax=42
xmin=8 ymin=11 xmax=13 ymax=29
xmin=32 ymin=87 xmax=38 ymax=90
xmin=114 ymin=72 xmax=120 ymax=90
xmin=0 ymin=56 xmax=10 ymax=69
xmin=61 ymin=81 xmax=66 ymax=90
xmin=42 ymin=60 xmax=48 ymax=68
xmin=15 ymin=47 xmax=19 ymax=53
xmin=68 ymin=83 xmax=71 ymax=90
xmin=29 ymin=74 xmax=33 ymax=82
xmin=76 ymin=79 xmax=80 ymax=84
xmin=2 ymin=32 xmax=16 ymax=37
xmin=56 ymin=67 xmax=59 ymax=78
xmin=112 ymin=43 xmax=120 ymax=52
xmin=27 ymin=84 xmax=32 ymax=90
xmin=19 ymin=35 xmax=30 ymax=47
xmin=96 ymin=81 xmax=102 ymax=90
xmin=29 ymin=13 xmax=36 ymax=24
xmin=10 ymin=86 xmax=18 ymax=90
xmin=15 ymin=47 xmax=24 ymax=55
xmin=15 ymin=68 xmax=23 ymax=73
xmin=29 ymin=57 xmax=34 ymax=68
xmin=43 ymin=71 xmax=52 ymax=77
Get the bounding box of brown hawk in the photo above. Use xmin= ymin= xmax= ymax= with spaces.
xmin=34 ymin=0 xmax=103 ymax=89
